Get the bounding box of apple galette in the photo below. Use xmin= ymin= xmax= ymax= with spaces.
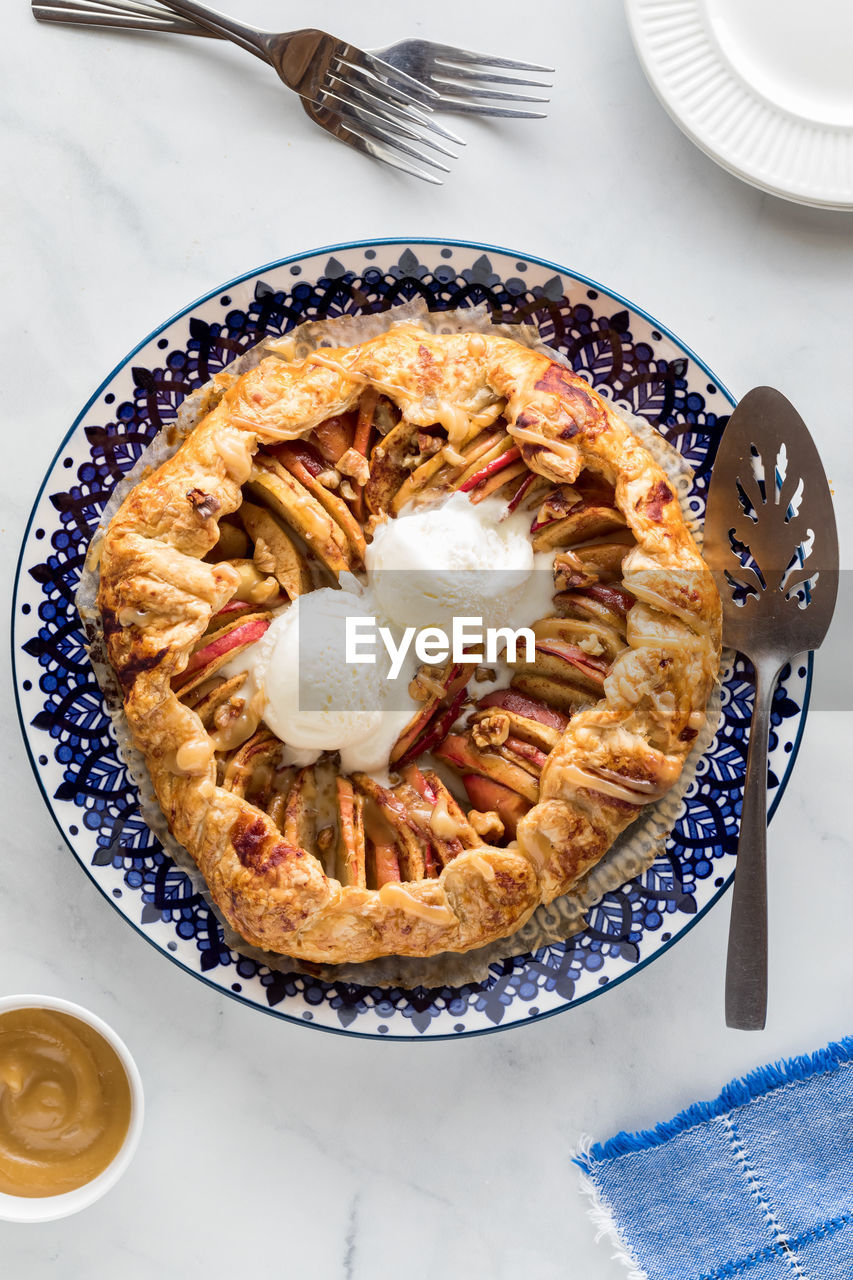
xmin=96 ymin=323 xmax=722 ymax=963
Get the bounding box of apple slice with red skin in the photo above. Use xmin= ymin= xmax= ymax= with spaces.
xmin=365 ymin=416 xmax=420 ymax=516
xmin=221 ymin=729 xmax=281 ymax=804
xmin=511 ymin=672 xmax=597 ymax=713
xmin=553 ymin=592 xmax=630 ymax=638
xmin=503 ymin=735 xmax=548 ymax=774
xmin=433 ymin=734 xmax=540 ymax=804
xmin=362 ymin=794 xmax=403 ymax=887
xmin=478 ymin=688 xmax=569 ymax=732
xmin=458 ymin=445 xmax=522 ymax=493
xmin=506 ymin=470 xmax=538 ymax=514
xmin=531 ymin=507 xmax=626 ymax=552
xmin=397 ymin=765 xmax=477 ymax=865
xmin=392 ymin=681 xmax=471 ymax=768
xmin=467 ymin=459 xmax=529 ymax=504
xmin=462 ymin=774 xmax=531 ymax=840
xmin=577 ymin=583 xmax=634 ymax=616
xmin=282 ymin=767 xmax=319 ymax=856
xmin=248 ymin=458 xmax=353 ymax=576
xmin=174 ymin=615 xmax=270 ymax=695
xmin=533 ymin=640 xmax=610 ymax=690
xmin=212 ymin=597 xmax=285 ymax=622
xmin=398 ymin=763 xmax=438 ymax=805
xmin=311 ymin=413 xmax=356 ymax=465
xmin=390 ymin=662 xmax=474 ymax=766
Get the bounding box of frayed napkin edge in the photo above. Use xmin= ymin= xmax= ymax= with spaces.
xmin=573 ymin=1137 xmax=649 ymax=1280
xmin=573 ymin=1033 xmax=853 ymax=1174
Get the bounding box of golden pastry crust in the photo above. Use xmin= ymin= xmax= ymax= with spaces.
xmin=97 ymin=324 xmax=721 ymax=963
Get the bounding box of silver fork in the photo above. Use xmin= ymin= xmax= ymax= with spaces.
xmin=32 ymin=0 xmax=465 ymax=183
xmin=33 ymin=0 xmax=554 ymax=117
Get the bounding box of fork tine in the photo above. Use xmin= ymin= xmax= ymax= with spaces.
xmin=432 ymin=78 xmax=550 ymax=105
xmin=407 ymin=42 xmax=554 ymax=73
xmin=433 ymin=64 xmax=552 ymax=89
xmin=301 ymin=104 xmax=444 ymax=184
xmin=427 ymin=99 xmax=548 ymax=119
xmin=324 ymin=77 xmax=458 ymax=156
xmin=325 ymin=76 xmax=460 ymax=156
xmin=318 ymin=91 xmax=452 ymax=175
xmin=330 ymin=62 xmax=465 ymax=145
xmin=349 ymin=135 xmax=444 ymax=184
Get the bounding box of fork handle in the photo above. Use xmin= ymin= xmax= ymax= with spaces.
xmin=724 ymin=653 xmax=782 ymax=1030
xmin=155 ymin=0 xmax=268 ymax=60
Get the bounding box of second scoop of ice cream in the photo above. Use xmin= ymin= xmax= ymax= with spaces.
xmin=365 ymin=491 xmax=535 ymax=635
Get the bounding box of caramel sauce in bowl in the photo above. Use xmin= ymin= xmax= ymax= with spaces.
xmin=0 ymin=996 xmax=143 ymax=1222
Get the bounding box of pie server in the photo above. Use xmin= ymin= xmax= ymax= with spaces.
xmin=702 ymin=387 xmax=838 ymax=1030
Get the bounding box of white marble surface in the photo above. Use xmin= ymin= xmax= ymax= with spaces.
xmin=3 ymin=2 xmax=853 ymax=1275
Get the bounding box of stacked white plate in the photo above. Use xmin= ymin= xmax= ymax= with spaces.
xmin=626 ymin=0 xmax=853 ymax=208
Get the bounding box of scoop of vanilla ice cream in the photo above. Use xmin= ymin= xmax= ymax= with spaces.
xmin=251 ymin=588 xmax=385 ymax=769
xmin=365 ymin=491 xmax=535 ymax=634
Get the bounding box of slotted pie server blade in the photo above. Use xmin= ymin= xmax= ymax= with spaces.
xmin=703 ymin=387 xmax=838 ymax=1030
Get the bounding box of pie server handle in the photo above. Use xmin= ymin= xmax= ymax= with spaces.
xmin=724 ymin=653 xmax=781 ymax=1030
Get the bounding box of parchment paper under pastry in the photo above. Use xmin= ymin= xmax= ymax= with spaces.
xmin=77 ymin=301 xmax=725 ymax=989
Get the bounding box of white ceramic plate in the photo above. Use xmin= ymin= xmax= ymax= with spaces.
xmin=626 ymin=0 xmax=853 ymax=208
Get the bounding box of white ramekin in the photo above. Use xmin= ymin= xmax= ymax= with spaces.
xmin=0 ymin=994 xmax=144 ymax=1223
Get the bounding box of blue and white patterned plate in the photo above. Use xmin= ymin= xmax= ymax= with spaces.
xmin=12 ymin=239 xmax=811 ymax=1040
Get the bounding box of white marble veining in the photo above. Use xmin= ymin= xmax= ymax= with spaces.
xmin=3 ymin=2 xmax=853 ymax=1276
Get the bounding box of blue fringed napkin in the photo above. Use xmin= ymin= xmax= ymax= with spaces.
xmin=575 ymin=1037 xmax=853 ymax=1280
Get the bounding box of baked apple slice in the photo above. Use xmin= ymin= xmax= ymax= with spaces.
xmin=173 ymin=613 xmax=271 ymax=696
xmin=247 ymin=456 xmax=354 ymax=576
xmin=364 ymin=416 xmax=420 ymax=516
xmin=530 ymin=484 xmax=626 ymax=551
xmin=390 ymin=660 xmax=475 ymax=766
xmin=461 ymin=774 xmax=531 ymax=840
xmin=433 ymin=734 xmax=541 ymax=805
xmin=391 ymin=423 xmax=508 ymax=512
xmin=270 ymin=441 xmax=367 ymax=566
xmin=335 ymin=776 xmax=366 ymax=888
xmin=221 ymin=729 xmax=282 ymax=807
xmin=239 ymin=499 xmax=312 ymax=600
xmin=352 ymin=772 xmax=426 ymax=881
xmin=362 ymin=799 xmax=402 ymax=887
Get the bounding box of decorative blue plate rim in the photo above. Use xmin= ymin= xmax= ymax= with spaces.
xmin=12 ymin=237 xmax=813 ymax=1040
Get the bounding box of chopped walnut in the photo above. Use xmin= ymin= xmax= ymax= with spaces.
xmin=186 ymin=488 xmax=221 ymax=520
xmin=468 ymin=809 xmax=505 ymax=841
xmin=409 ymin=667 xmax=448 ymax=702
xmin=416 ymin=430 xmax=442 ymax=457
xmin=252 ymin=536 xmax=276 ymax=576
xmin=213 ymin=697 xmax=245 ymax=731
xmin=337 ymin=448 xmax=370 ymax=485
xmin=316 ymin=825 xmax=335 ymax=854
xmin=317 ymin=467 xmax=341 ymax=489
xmin=577 ymin=634 xmax=605 ymax=657
xmin=339 ymin=479 xmax=357 ymax=501
xmin=472 ymin=712 xmax=510 ymax=749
